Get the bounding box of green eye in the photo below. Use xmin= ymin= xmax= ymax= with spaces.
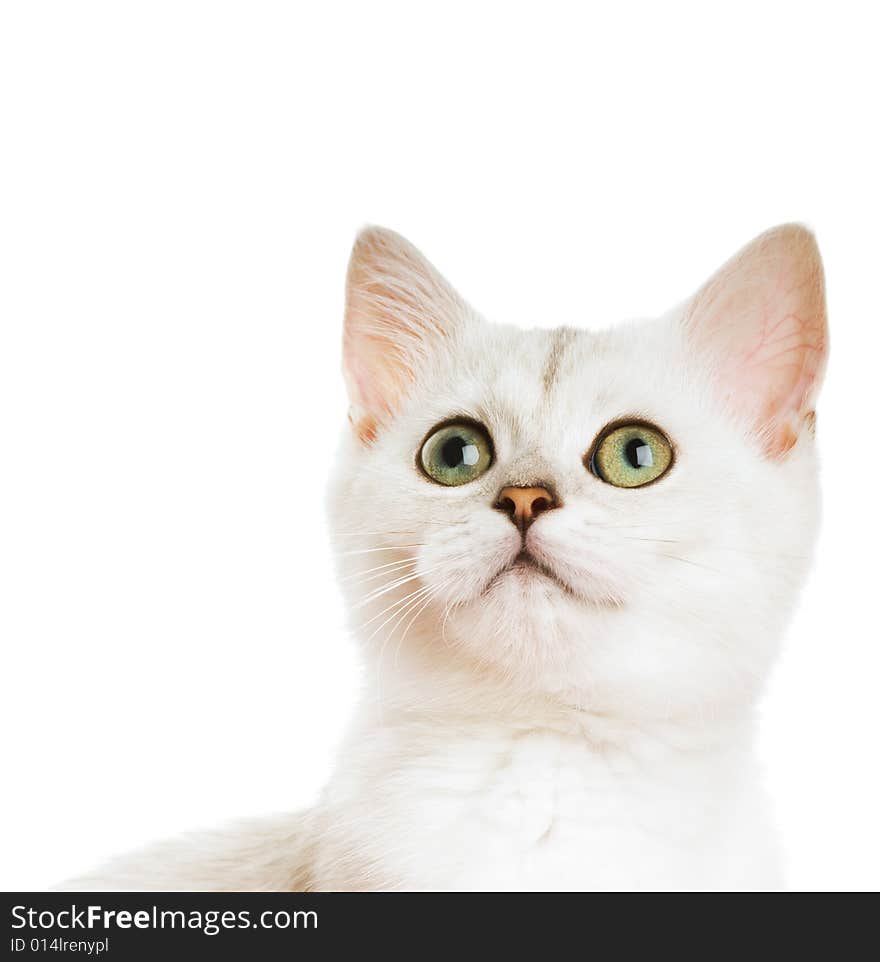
xmin=419 ymin=421 xmax=493 ymax=486
xmin=589 ymin=422 xmax=673 ymax=488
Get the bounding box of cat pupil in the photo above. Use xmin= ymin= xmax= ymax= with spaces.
xmin=441 ymin=436 xmax=478 ymax=468
xmin=442 ymin=437 xmax=464 ymax=467
xmin=625 ymin=438 xmax=653 ymax=469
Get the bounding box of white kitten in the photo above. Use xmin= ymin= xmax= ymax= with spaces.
xmin=70 ymin=224 xmax=827 ymax=891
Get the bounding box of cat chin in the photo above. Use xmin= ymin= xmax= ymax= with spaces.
xmin=442 ymin=565 xmax=612 ymax=655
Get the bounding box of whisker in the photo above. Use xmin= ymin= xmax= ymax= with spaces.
xmin=392 ymin=584 xmax=445 ymax=668
xmin=372 ymin=584 xmax=445 ymax=701
xmin=658 ymin=553 xmax=725 ymax=574
xmin=440 ymin=599 xmax=461 ymax=648
xmin=355 ymin=570 xmax=428 ymax=608
xmin=621 ymin=535 xmax=808 ymax=560
xmin=332 ymin=522 xmax=467 ymax=536
xmin=365 ymin=584 xmax=435 ymax=643
xmin=340 ymin=557 xmax=419 ymax=585
xmin=336 ymin=544 xmax=426 ymax=557
xmin=621 ymin=536 xmax=681 ymax=545
xmin=354 ymin=550 xmax=475 ymax=605
xmin=355 ymin=561 xmax=452 ymax=609
xmin=360 ymin=584 xmax=434 ymax=631
xmin=581 ymin=524 xmax=808 ymax=560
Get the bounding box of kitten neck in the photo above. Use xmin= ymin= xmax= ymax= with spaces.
xmin=360 ymin=635 xmax=757 ymax=754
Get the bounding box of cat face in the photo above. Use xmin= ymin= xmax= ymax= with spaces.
xmin=330 ymin=226 xmax=827 ymax=719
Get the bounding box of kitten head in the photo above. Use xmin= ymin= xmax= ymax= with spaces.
xmin=330 ymin=225 xmax=827 ymax=720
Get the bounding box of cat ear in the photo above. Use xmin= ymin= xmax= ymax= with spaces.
xmin=683 ymin=224 xmax=828 ymax=458
xmin=343 ymin=227 xmax=472 ymax=443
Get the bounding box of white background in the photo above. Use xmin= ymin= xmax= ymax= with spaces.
xmin=1 ymin=1 xmax=878 ymax=891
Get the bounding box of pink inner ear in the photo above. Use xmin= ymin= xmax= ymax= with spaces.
xmin=341 ymin=227 xmax=466 ymax=445
xmin=687 ymin=226 xmax=827 ymax=458
xmin=725 ymin=303 xmax=824 ymax=449
xmin=345 ymin=341 xmax=409 ymax=444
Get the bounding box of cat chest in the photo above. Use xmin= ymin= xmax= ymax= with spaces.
xmin=361 ymin=730 xmax=725 ymax=890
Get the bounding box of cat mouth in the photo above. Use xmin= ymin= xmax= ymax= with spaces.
xmin=478 ymin=548 xmax=622 ymax=609
xmin=491 ymin=549 xmax=577 ymax=597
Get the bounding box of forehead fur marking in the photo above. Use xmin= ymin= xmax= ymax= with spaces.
xmin=542 ymin=327 xmax=576 ymax=394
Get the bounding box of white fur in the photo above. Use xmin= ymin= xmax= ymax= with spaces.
xmin=69 ymin=226 xmax=826 ymax=891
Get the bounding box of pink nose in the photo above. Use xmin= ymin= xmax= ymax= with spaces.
xmin=494 ymin=486 xmax=557 ymax=530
